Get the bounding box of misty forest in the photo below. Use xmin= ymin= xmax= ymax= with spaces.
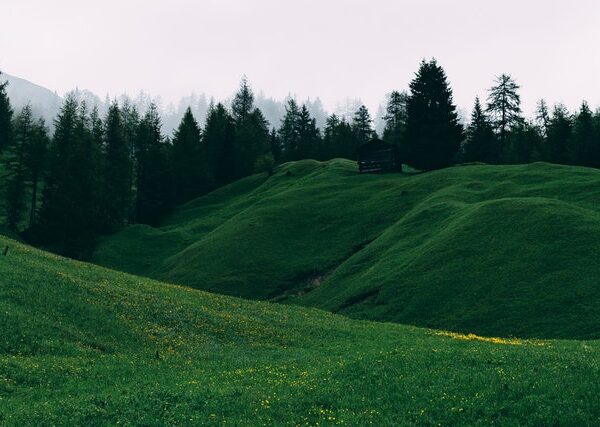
xmin=1 ymin=60 xmax=599 ymax=257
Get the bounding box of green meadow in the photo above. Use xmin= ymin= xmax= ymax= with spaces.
xmin=2 ymin=234 xmax=600 ymax=425
xmin=94 ymin=160 xmax=600 ymax=339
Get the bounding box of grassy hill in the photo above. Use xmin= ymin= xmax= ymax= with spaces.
xmin=2 ymin=235 xmax=600 ymax=424
xmin=93 ymin=160 xmax=600 ymax=340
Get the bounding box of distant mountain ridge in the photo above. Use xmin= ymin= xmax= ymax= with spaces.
xmin=0 ymin=72 xmax=383 ymax=135
xmin=1 ymin=72 xmax=63 ymax=127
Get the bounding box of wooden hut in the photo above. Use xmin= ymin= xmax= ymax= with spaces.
xmin=357 ymin=139 xmax=400 ymax=173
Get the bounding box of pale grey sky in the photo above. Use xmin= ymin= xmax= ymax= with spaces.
xmin=2 ymin=0 xmax=600 ymax=117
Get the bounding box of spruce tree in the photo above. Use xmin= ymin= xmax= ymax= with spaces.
xmin=231 ymin=78 xmax=270 ymax=177
xmin=352 ymin=105 xmax=374 ymax=146
xmin=278 ymin=99 xmax=301 ymax=161
xmin=4 ymin=105 xmax=33 ymax=230
xmin=404 ymin=59 xmax=463 ymax=170
xmin=24 ymin=118 xmax=49 ymax=227
xmin=297 ymin=105 xmax=320 ymax=159
xmin=382 ymin=91 xmax=408 ymax=153
xmin=546 ymin=104 xmax=572 ymax=165
xmin=570 ymin=102 xmax=599 ymax=167
xmin=535 ymin=99 xmax=550 ymax=139
xmin=204 ymin=103 xmax=236 ymax=186
xmin=171 ymin=107 xmax=203 ymax=204
xmin=135 ymin=103 xmax=171 ymax=225
xmin=120 ymin=101 xmax=140 ymax=223
xmin=102 ymin=102 xmax=132 ymax=230
xmin=38 ymin=96 xmax=102 ymax=256
xmin=462 ymin=97 xmax=496 ymax=163
xmin=0 ymin=72 xmax=13 ymax=153
xmin=269 ymin=128 xmax=282 ymax=163
xmin=39 ymin=96 xmax=80 ymax=244
xmin=322 ymin=115 xmax=354 ymax=160
xmin=321 ymin=114 xmax=341 ymax=160
xmin=486 ymin=74 xmax=523 ymax=148
xmin=231 ymin=76 xmax=254 ymax=125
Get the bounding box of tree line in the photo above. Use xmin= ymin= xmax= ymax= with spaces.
xmin=1 ymin=61 xmax=600 ymax=257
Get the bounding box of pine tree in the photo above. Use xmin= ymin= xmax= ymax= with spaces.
xmin=546 ymin=104 xmax=572 ymax=165
xmin=38 ymin=96 xmax=102 ymax=256
xmin=486 ymin=74 xmax=523 ymax=147
xmin=322 ymin=114 xmax=354 ymax=160
xmin=23 ymin=118 xmax=48 ymax=228
xmin=4 ymin=105 xmax=33 ymax=230
xmin=278 ymin=99 xmax=301 ymax=161
xmin=231 ymin=78 xmax=270 ymax=177
xmin=462 ymin=97 xmax=496 ymax=163
xmin=0 ymin=72 xmax=13 ymax=153
xmin=231 ymin=76 xmax=254 ymax=125
xmin=172 ymin=107 xmax=206 ymax=204
xmin=535 ymin=99 xmax=550 ymax=139
xmin=38 ymin=96 xmax=79 ymax=244
xmin=102 ymin=102 xmax=132 ymax=230
xmin=120 ymin=101 xmax=140 ymax=223
xmin=135 ymin=103 xmax=171 ymax=225
xmin=269 ymin=128 xmax=282 ymax=163
xmin=297 ymin=105 xmax=320 ymax=159
xmin=382 ymin=91 xmax=408 ymax=152
xmin=404 ymin=59 xmax=463 ymax=170
xmin=321 ymin=114 xmax=341 ymax=160
xmin=570 ymin=102 xmax=599 ymax=167
xmin=352 ymin=105 xmax=374 ymax=146
xmin=235 ymin=108 xmax=270 ymax=177
xmin=204 ymin=103 xmax=236 ymax=186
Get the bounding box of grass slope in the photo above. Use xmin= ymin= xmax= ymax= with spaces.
xmin=3 ymin=235 xmax=600 ymax=425
xmin=93 ymin=160 xmax=600 ymax=339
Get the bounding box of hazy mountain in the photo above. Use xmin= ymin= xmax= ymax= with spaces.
xmin=1 ymin=73 xmax=63 ymax=128
xmin=1 ymin=72 xmax=380 ymax=135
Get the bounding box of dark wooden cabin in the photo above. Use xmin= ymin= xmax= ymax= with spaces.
xmin=357 ymin=139 xmax=401 ymax=173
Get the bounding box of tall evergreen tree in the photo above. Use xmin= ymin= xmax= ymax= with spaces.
xmin=404 ymin=59 xmax=463 ymax=170
xmin=24 ymin=118 xmax=49 ymax=228
xmin=570 ymin=102 xmax=600 ymax=167
xmin=462 ymin=97 xmax=496 ymax=163
xmin=120 ymin=101 xmax=140 ymax=223
xmin=322 ymin=115 xmax=354 ymax=160
xmin=204 ymin=103 xmax=236 ymax=186
xmin=231 ymin=76 xmax=254 ymax=125
xmin=4 ymin=105 xmax=33 ymax=230
xmin=278 ymin=99 xmax=301 ymax=161
xmin=535 ymin=99 xmax=550 ymax=139
xmin=546 ymin=104 xmax=572 ymax=165
xmin=486 ymin=74 xmax=523 ymax=148
xmin=382 ymin=91 xmax=408 ymax=152
xmin=269 ymin=127 xmax=282 ymax=163
xmin=297 ymin=105 xmax=320 ymax=159
xmin=135 ymin=103 xmax=171 ymax=225
xmin=231 ymin=78 xmax=270 ymax=177
xmin=171 ymin=107 xmax=207 ymax=204
xmin=102 ymin=102 xmax=132 ymax=230
xmin=0 ymin=72 xmax=13 ymax=153
xmin=320 ymin=114 xmax=341 ymax=160
xmin=352 ymin=105 xmax=374 ymax=148
xmin=38 ymin=96 xmax=102 ymax=256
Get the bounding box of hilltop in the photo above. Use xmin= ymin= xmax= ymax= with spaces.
xmin=93 ymin=160 xmax=600 ymax=339
xmin=2 ymin=235 xmax=600 ymax=424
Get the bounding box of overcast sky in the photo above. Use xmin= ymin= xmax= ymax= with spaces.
xmin=2 ymin=0 xmax=600 ymax=116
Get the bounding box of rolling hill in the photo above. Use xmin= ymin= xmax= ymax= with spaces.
xmin=2 ymin=234 xmax=600 ymax=425
xmin=92 ymin=160 xmax=600 ymax=340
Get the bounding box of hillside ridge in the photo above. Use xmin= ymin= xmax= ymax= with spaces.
xmin=92 ymin=160 xmax=600 ymax=339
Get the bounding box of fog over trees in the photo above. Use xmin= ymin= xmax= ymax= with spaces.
xmin=2 ymin=59 xmax=600 ymax=257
